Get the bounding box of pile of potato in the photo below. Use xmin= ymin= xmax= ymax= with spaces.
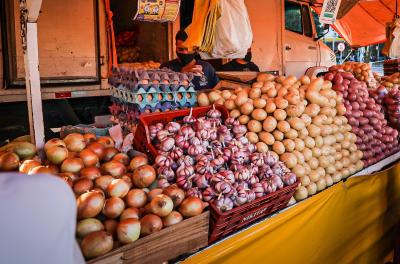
xmin=381 ymin=72 xmax=400 ymax=89
xmin=198 ymin=74 xmax=363 ymax=201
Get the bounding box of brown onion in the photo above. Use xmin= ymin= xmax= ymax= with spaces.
xmin=46 ymin=145 xmax=68 ymax=165
xmin=126 ymin=189 xmax=147 ymax=208
xmin=64 ymin=133 xmax=86 ymax=152
xmin=101 ymin=160 xmax=126 ymax=177
xmin=150 ymin=194 xmax=174 ymax=217
xmin=19 ymin=159 xmax=41 ymax=174
xmin=44 ymin=138 xmax=66 ymax=152
xmin=80 ymin=231 xmax=113 ymax=259
xmin=179 ymin=197 xmax=207 ymax=217
xmin=47 ymin=164 xmax=60 ymax=174
xmin=97 ymin=136 xmax=115 ymax=148
xmin=76 ymin=218 xmax=104 ymax=238
xmin=103 ymin=197 xmax=125 ymax=218
xmin=58 ymin=172 xmax=78 ymax=182
xmin=83 ymin=133 xmax=96 ymax=144
xmin=28 ymin=165 xmax=54 ymax=175
xmin=94 ymin=175 xmax=114 ymax=191
xmin=121 ymin=174 xmax=133 ymax=189
xmin=80 ymin=167 xmax=102 ymax=180
xmin=132 ymin=165 xmax=156 ymax=188
xmin=148 ymin=188 xmax=163 ymax=201
xmin=61 ymin=157 xmax=84 ymax=173
xmin=67 ymin=151 xmax=78 ymax=159
xmin=77 ymin=190 xmax=105 ymax=219
xmin=117 ymin=218 xmax=141 ymax=244
xmin=79 ymin=149 xmax=99 ymax=167
xmin=129 ymin=156 xmax=148 ymax=171
xmin=112 ymin=153 xmax=130 ymax=166
xmin=140 ymin=214 xmax=163 ymax=236
xmin=120 ymin=207 xmax=140 ymax=220
xmin=73 ymin=178 xmax=93 ymax=195
xmin=103 ymin=148 xmax=119 ymax=162
xmin=107 ymin=179 xmax=130 ymax=198
xmin=103 ymin=219 xmax=118 ymax=238
xmin=162 ymin=186 xmax=185 ymax=207
xmin=87 ymin=142 xmax=106 ymax=160
xmin=162 ymin=211 xmax=183 ymax=227
xmin=0 ymin=152 xmax=20 ymax=171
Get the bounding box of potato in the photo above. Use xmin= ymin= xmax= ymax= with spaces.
xmin=309 ymin=170 xmax=320 ymax=182
xmin=294 ymin=138 xmax=305 ymax=151
xmin=235 ymin=91 xmax=249 ymax=106
xmin=273 ymin=109 xmax=287 ymax=121
xmin=281 ymin=153 xmax=297 ymax=168
xmin=307 ymin=183 xmax=317 ymax=195
xmin=262 ymin=116 xmax=277 ymax=132
xmin=295 ymin=186 xmax=308 ymax=201
xmin=299 ymin=128 xmax=309 ymax=139
xmin=249 ymin=87 xmax=262 ymax=99
xmin=215 ymin=98 xmax=225 ymax=105
xmin=259 ymin=131 xmax=275 ymax=145
xmin=315 ymin=136 xmax=324 ymax=148
xmin=293 ymin=150 xmax=305 ymax=164
xmin=285 ymin=129 xmax=298 ymax=140
xmin=305 ymin=104 xmax=320 ymax=117
xmin=248 ymin=120 xmax=262 ymax=133
xmin=272 ymin=141 xmax=285 ymax=154
xmin=252 ymin=109 xmax=267 ymax=121
xmin=239 ymin=115 xmax=250 ymax=125
xmin=253 ymin=98 xmax=267 ymax=109
xmin=283 ymin=139 xmax=295 ymax=152
xmin=293 ymin=165 xmax=306 ymax=178
xmin=208 ymin=91 xmax=221 ymax=103
xmin=239 ymin=102 xmax=253 ymax=115
xmin=224 ymin=99 xmax=236 ymax=110
xmin=275 ymin=97 xmax=288 ymax=109
xmin=265 ymin=100 xmax=277 ymax=113
xmin=273 ymin=130 xmax=284 ymax=141
xmin=308 ymin=157 xmax=319 ymax=170
xmin=221 ymin=90 xmax=232 ymax=100
xmin=277 ymin=87 xmax=288 ymax=97
xmin=256 ymin=142 xmax=269 ymax=153
xmin=307 ymin=124 xmax=321 ymax=137
xmin=304 ymin=137 xmax=315 ymax=148
xmin=277 ymin=121 xmax=290 ymax=133
xmin=267 ymin=87 xmax=278 ymax=98
xmin=288 ymin=117 xmax=305 ymax=131
xmin=246 ymin=132 xmax=259 ymax=144
xmin=230 ymin=109 xmax=241 ymax=118
xmin=198 ymin=93 xmax=210 ymax=106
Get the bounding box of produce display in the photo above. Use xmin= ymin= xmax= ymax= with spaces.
xmin=326 ymin=71 xmax=399 ymax=166
xmin=116 ymin=31 xmax=139 ymax=63
xmin=0 ymin=134 xmax=205 ymax=260
xmin=149 ymin=107 xmax=297 ymax=212
xmin=381 ymin=72 xmax=400 ymax=88
xmin=329 ymin=62 xmax=376 ymax=88
xmin=119 ymin=61 xmax=161 ymax=70
xmin=383 ymin=87 xmax=400 ymax=129
xmin=109 ymin=68 xmax=197 ymax=132
xmin=198 ymin=74 xmax=363 ymax=201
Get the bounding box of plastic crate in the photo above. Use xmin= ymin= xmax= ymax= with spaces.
xmin=208 ymin=180 xmax=299 ymax=243
xmin=133 ymin=105 xmax=229 ymax=161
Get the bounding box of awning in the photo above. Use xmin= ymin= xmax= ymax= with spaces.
xmin=315 ymin=0 xmax=399 ymax=47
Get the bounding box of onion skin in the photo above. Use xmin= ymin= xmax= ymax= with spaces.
xmin=77 ymin=190 xmax=105 ymax=219
xmin=117 ymin=218 xmax=141 ymax=244
xmin=179 ymin=197 xmax=207 ymax=217
xmin=103 ymin=148 xmax=119 ymax=162
xmin=150 ymin=194 xmax=174 ymax=217
xmin=28 ymin=165 xmax=54 ymax=175
xmin=107 ymin=179 xmax=130 ymax=198
xmin=129 ymin=156 xmax=148 ymax=171
xmin=73 ymin=178 xmax=94 ymax=195
xmin=19 ymin=159 xmax=41 ymax=174
xmin=101 ymin=160 xmax=127 ymax=178
xmin=79 ymin=149 xmax=99 ymax=167
xmin=132 ymin=165 xmax=156 ymax=188
xmin=112 ymin=153 xmax=130 ymax=166
xmin=61 ymin=157 xmax=84 ymax=174
xmin=76 ymin=218 xmax=104 ymax=238
xmin=87 ymin=142 xmax=106 ymax=160
xmin=64 ymin=133 xmax=86 ymax=152
xmin=120 ymin=207 xmax=140 ymax=221
xmin=140 ymin=214 xmax=163 ymax=236
xmin=94 ymin=175 xmax=114 ymax=191
xmin=103 ymin=197 xmax=125 ymax=219
xmin=0 ymin=152 xmax=20 ymax=171
xmin=80 ymin=231 xmax=113 ymax=259
xmin=162 ymin=211 xmax=183 ymax=227
xmin=80 ymin=167 xmax=102 ymax=180
xmin=162 ymin=186 xmax=185 ymax=207
xmin=126 ymin=189 xmax=147 ymax=208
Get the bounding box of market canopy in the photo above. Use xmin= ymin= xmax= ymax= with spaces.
xmin=315 ymin=0 xmax=399 ymax=47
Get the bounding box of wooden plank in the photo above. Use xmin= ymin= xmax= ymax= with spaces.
xmin=88 ymin=212 xmax=209 ymax=264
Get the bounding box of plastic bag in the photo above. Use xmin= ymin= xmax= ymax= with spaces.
xmin=389 ymin=19 xmax=400 ymax=59
xmin=200 ymin=0 xmax=252 ymax=59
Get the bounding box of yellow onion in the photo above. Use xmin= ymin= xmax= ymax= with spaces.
xmin=120 ymin=207 xmax=140 ymax=220
xmin=102 ymin=197 xmax=125 ymax=219
xmin=19 ymin=159 xmax=41 ymax=174
xmin=117 ymin=218 xmax=141 ymax=244
xmin=87 ymin=142 xmax=105 ymax=160
xmin=112 ymin=153 xmax=130 ymax=166
xmin=94 ymin=175 xmax=114 ymax=191
xmin=129 ymin=156 xmax=148 ymax=171
xmin=13 ymin=142 xmax=36 ymax=159
xmin=83 ymin=133 xmax=96 ymax=144
xmin=101 ymin=160 xmax=126 ymax=177
xmin=61 ymin=157 xmax=84 ymax=173
xmin=162 ymin=186 xmax=185 ymax=207
xmin=80 ymin=231 xmax=113 ymax=259
xmin=44 ymin=138 xmax=66 ymax=152
xmin=132 ymin=165 xmax=156 ymax=188
xmin=121 ymin=174 xmax=133 ymax=189
xmin=46 ymin=145 xmax=68 ymax=165
xmin=97 ymin=136 xmax=115 ymax=148
xmin=140 ymin=214 xmax=163 ymax=236
xmin=179 ymin=197 xmax=207 ymax=217
xmin=150 ymin=194 xmax=174 ymax=217
xmin=64 ymin=133 xmax=86 ymax=152
xmin=77 ymin=190 xmax=105 ymax=219
xmin=103 ymin=219 xmax=118 ymax=238
xmin=47 ymin=164 xmax=60 ymax=174
xmin=76 ymin=218 xmax=104 ymax=238
xmin=148 ymin=188 xmax=163 ymax=201
xmin=73 ymin=178 xmax=94 ymax=195
xmin=79 ymin=149 xmax=99 ymax=167
xmin=107 ymin=178 xmax=130 ymax=198
xmin=125 ymin=189 xmax=147 ymax=208
xmin=162 ymin=211 xmax=183 ymax=227
xmin=28 ymin=165 xmax=54 ymax=175
xmin=103 ymin=148 xmax=119 ymax=162
xmin=80 ymin=167 xmax=101 ymax=180
xmin=0 ymin=152 xmax=20 ymax=171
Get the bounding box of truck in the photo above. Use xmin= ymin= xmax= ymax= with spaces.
xmin=0 ymin=0 xmax=337 ymax=141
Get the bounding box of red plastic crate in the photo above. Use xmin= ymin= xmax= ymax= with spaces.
xmin=133 ymin=105 xmax=229 ymax=161
xmin=208 ymin=181 xmax=299 ymax=243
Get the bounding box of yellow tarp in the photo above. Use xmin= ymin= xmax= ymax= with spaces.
xmin=184 ymin=164 xmax=400 ymax=264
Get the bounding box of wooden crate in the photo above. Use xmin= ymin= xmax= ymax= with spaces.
xmin=87 ymin=211 xmax=209 ymax=264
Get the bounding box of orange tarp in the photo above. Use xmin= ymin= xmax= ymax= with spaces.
xmin=316 ymin=0 xmax=399 ymax=47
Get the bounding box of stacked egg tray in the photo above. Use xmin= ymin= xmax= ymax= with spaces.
xmin=108 ymin=67 xmax=198 ymax=130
